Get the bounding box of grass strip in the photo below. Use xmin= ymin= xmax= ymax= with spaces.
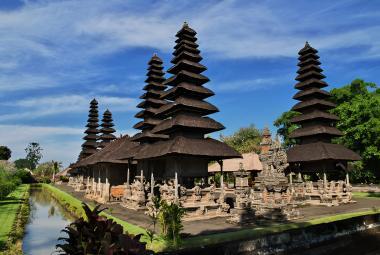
xmin=0 ymin=184 xmax=30 ymax=254
xmin=353 ymin=192 xmax=380 ymax=199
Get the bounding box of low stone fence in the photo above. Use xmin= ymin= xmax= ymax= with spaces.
xmin=173 ymin=212 xmax=380 ymax=255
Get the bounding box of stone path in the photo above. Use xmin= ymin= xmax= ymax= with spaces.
xmin=56 ymin=183 xmax=380 ymax=236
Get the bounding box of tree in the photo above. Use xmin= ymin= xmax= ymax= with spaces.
xmin=25 ymin=142 xmax=43 ymax=170
xmin=220 ymin=124 xmax=262 ymax=153
xmin=273 ymin=111 xmax=300 ymax=148
xmin=0 ymin=146 xmax=11 ymax=160
xmin=330 ymin=79 xmax=380 ymax=183
xmin=14 ymin=158 xmax=31 ymax=169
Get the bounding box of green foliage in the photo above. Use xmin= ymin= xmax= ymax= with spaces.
xmin=0 ymin=147 xmax=11 ymax=161
xmin=220 ymin=124 xmax=262 ymax=153
xmin=0 ymin=162 xmax=23 ymax=199
xmin=59 ymin=176 xmax=69 ymax=182
xmin=57 ymin=203 xmax=151 ymax=255
xmin=13 ymin=158 xmax=31 ymax=170
xmin=158 ymin=201 xmax=185 ymax=246
xmin=25 ymin=142 xmax=43 ymax=170
xmin=273 ymin=111 xmax=300 ymax=148
xmin=330 ymin=79 xmax=380 ymax=183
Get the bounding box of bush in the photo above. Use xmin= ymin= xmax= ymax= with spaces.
xmin=57 ymin=203 xmax=152 ymax=254
xmin=0 ymin=181 xmax=17 ymax=199
xmin=59 ymin=176 xmax=69 ymax=182
xmin=13 ymin=170 xmax=34 ymax=184
xmin=158 ymin=201 xmax=185 ymax=246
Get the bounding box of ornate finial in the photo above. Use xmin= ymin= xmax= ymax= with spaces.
xmin=183 ymin=21 xmax=188 ymax=28
xmin=153 ymin=52 xmax=157 ymax=57
xmin=305 ymin=41 xmax=310 ymax=47
xmin=91 ymin=98 xmax=98 ymax=104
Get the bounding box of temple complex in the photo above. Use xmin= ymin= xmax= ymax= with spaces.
xmin=66 ymin=26 xmax=362 ymax=224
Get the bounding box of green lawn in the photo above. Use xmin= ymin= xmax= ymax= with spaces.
xmin=0 ymin=184 xmax=29 ymax=248
xmin=353 ymin=192 xmax=380 ymax=199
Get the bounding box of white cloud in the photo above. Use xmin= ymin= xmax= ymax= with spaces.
xmin=0 ymin=95 xmax=138 ymax=122
xmin=0 ymin=124 xmax=136 ymax=167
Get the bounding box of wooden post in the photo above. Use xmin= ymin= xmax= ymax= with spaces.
xmin=174 ymin=172 xmax=178 ymax=199
xmin=127 ymin=166 xmax=130 ymax=186
xmin=151 ymin=172 xmax=154 ymax=195
xmin=346 ymin=173 xmax=350 ymax=186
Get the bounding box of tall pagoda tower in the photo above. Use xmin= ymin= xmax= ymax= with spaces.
xmin=287 ymin=42 xmax=360 ymax=172
xmin=135 ymin=22 xmax=240 ymax=184
xmin=79 ymin=99 xmax=99 ymax=159
xmin=99 ymin=109 xmax=116 ymax=149
xmin=132 ymin=54 xmax=168 ymax=143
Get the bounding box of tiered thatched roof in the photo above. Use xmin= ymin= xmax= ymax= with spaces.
xmin=78 ymin=99 xmax=99 ymax=160
xmin=135 ymin=22 xmax=240 ymax=160
xmin=132 ymin=54 xmax=169 ymax=143
xmin=287 ymin=42 xmax=360 ymax=170
xmin=99 ymin=109 xmax=116 ymax=149
xmin=76 ymin=135 xmax=139 ymax=167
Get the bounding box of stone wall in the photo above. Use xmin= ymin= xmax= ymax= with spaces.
xmin=173 ymin=213 xmax=380 ymax=255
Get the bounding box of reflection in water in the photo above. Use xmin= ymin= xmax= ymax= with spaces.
xmin=23 ymin=187 xmax=75 ymax=255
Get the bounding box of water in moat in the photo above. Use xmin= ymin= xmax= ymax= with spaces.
xmin=22 ymin=187 xmax=75 ymax=255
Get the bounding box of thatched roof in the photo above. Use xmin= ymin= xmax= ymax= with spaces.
xmin=289 ymin=125 xmax=343 ymax=139
xmin=287 ymin=142 xmax=361 ymax=162
xmin=134 ymin=136 xmax=241 ymax=160
xmin=75 ymin=136 xmax=136 ymax=167
xmin=208 ymin=152 xmax=262 ymax=172
xmin=287 ymin=42 xmax=361 ymax=168
xmin=151 ymin=114 xmax=225 ymax=134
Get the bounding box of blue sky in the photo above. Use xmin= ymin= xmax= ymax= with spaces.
xmin=0 ymin=0 xmax=379 ymax=167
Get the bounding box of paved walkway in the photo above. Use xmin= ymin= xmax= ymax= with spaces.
xmin=56 ymin=183 xmax=380 ymax=236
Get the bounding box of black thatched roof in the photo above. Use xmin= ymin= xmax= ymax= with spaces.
xmin=78 ymin=99 xmax=99 ymax=160
xmin=132 ymin=54 xmax=169 ymax=143
xmin=75 ymin=135 xmax=140 ymax=167
xmin=287 ymin=42 xmax=360 ymax=170
xmin=152 ymin=114 xmax=224 ymax=134
xmin=287 ymin=142 xmax=361 ymax=162
xmin=134 ymin=136 xmax=241 ymax=160
xmin=99 ymin=109 xmax=116 ymax=149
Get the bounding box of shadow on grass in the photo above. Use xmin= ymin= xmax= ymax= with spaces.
xmin=366 ymin=192 xmax=380 ymax=198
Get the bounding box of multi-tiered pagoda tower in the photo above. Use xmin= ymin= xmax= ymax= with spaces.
xmin=135 ymin=22 xmax=240 ymax=185
xmin=132 ymin=54 xmax=168 ymax=143
xmin=99 ymin=109 xmax=116 ymax=149
xmin=287 ymin=42 xmax=360 ymax=172
xmin=79 ymin=99 xmax=99 ymax=160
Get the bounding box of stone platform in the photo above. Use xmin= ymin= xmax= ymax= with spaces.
xmin=56 ymin=183 xmax=380 ymax=236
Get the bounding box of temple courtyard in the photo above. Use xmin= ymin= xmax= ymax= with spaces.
xmin=57 ymin=182 xmax=380 ymax=236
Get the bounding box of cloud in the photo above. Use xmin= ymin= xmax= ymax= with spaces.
xmin=0 ymin=124 xmax=136 ymax=167
xmin=0 ymin=94 xmax=138 ymax=122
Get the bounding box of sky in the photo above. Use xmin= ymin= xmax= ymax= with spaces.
xmin=0 ymin=0 xmax=379 ymax=167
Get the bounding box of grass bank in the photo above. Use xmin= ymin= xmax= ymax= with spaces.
xmin=38 ymin=184 xmax=167 ymax=252
xmin=353 ymin=192 xmax=380 ymax=199
xmin=0 ymin=184 xmax=30 ymax=254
